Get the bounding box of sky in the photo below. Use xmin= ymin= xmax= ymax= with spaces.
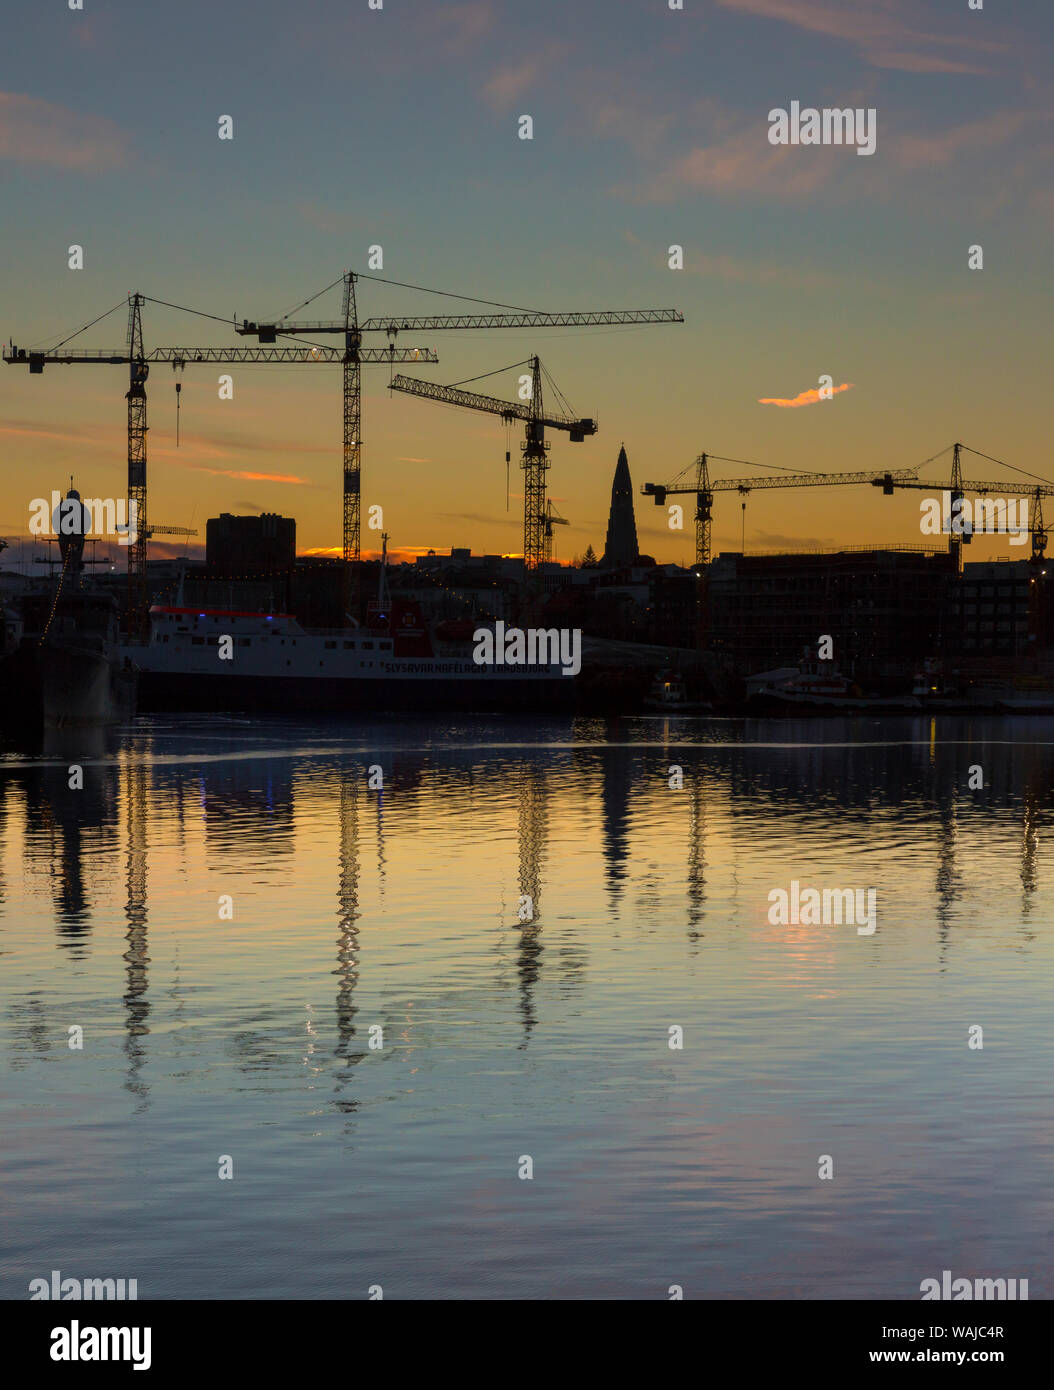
xmin=2 ymin=0 xmax=1053 ymax=567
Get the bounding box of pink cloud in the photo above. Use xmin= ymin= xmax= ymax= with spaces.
xmin=483 ymin=45 xmax=568 ymax=110
xmin=636 ymin=123 xmax=847 ymax=202
xmin=626 ymin=104 xmax=1037 ymax=205
xmin=0 ymin=92 xmax=129 ymax=170
xmin=758 ymin=382 xmax=854 ymax=408
xmin=715 ymin=0 xmax=1004 ymax=75
xmin=483 ymin=56 xmax=544 ymax=108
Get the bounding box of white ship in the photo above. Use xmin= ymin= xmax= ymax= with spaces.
xmin=125 ymin=596 xmax=573 ymax=714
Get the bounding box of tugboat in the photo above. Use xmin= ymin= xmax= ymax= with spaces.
xmin=0 ymin=490 xmax=137 ymax=731
xmin=910 ymin=657 xmax=965 ymax=711
xmin=643 ymin=670 xmax=712 ymax=713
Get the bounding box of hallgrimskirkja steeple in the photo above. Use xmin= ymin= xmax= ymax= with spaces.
xmin=602 ymin=444 xmax=639 ymax=568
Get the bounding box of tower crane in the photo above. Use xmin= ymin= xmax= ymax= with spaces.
xmin=543 ymin=501 xmax=570 ymax=565
xmin=389 ymin=355 xmax=596 ymax=574
xmin=643 ymin=453 xmax=923 ymax=569
xmin=236 ymin=270 xmax=682 ymax=568
xmin=4 ymin=293 xmax=437 ymax=637
xmin=872 ymin=441 xmax=1054 ymax=572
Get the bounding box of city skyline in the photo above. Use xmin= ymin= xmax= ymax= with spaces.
xmin=2 ymin=0 xmax=1053 ymax=566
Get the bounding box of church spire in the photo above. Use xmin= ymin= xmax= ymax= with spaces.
xmin=602 ymin=444 xmax=639 ymax=568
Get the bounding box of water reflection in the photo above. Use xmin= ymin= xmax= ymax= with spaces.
xmin=2 ymin=714 xmax=1053 ymax=1298
xmin=122 ymin=757 xmax=150 ymax=1109
xmin=516 ymin=761 xmax=546 ymax=1046
xmin=334 ymin=774 xmax=362 ymax=1111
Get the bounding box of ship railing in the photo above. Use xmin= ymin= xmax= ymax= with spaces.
xmin=300 ymin=625 xmax=392 ymax=638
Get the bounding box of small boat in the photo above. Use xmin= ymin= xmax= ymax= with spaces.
xmin=643 ymin=670 xmax=712 ymax=713
xmin=746 ymin=652 xmax=917 ymax=712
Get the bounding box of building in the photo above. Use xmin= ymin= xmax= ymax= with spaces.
xmin=206 ymin=512 xmax=295 ymax=574
xmin=601 ymin=445 xmax=640 ymax=569
xmin=951 ymin=559 xmax=1033 ymax=655
xmin=707 ymin=547 xmax=957 ymax=680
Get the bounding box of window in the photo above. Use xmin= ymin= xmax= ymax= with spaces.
xmin=343 ymin=640 xmax=355 ymax=650
xmin=362 ymin=641 xmax=373 ymax=650
xmin=325 ymin=640 xmax=337 ymax=650
xmin=192 ymin=636 xmax=205 ymax=645
xmin=380 ymin=641 xmax=391 ymax=651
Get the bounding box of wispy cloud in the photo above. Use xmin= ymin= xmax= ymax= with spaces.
xmin=682 ymin=248 xmax=842 ymax=291
xmin=0 ymin=92 xmax=129 ymax=170
xmin=428 ymin=1 xmax=494 ymax=57
xmin=747 ymin=530 xmax=837 ymax=549
xmin=483 ymin=44 xmax=567 ymax=110
xmin=299 ymin=0 xmax=492 ymax=71
xmin=715 ymin=0 xmax=1006 ymax=76
xmin=0 ymin=421 xmax=104 ymax=447
xmin=181 ymin=466 xmax=311 ymax=484
xmin=636 ymin=123 xmax=846 ymax=202
xmin=438 ymin=511 xmax=519 ymax=528
xmin=0 ymin=418 xmax=332 ymax=475
xmin=148 ymin=540 xmax=205 ymax=560
xmin=895 ymin=110 xmax=1032 ymax=171
xmin=758 ymin=382 xmax=854 ymax=408
xmin=628 ymin=103 xmax=1037 ymax=205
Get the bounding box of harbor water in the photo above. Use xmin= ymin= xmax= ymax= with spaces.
xmin=1 ymin=714 xmax=1051 ymax=1299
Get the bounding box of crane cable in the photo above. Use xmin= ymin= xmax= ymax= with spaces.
xmin=25 ymin=297 xmax=127 ymax=352
xmin=959 ymin=443 xmax=1052 ymax=486
xmin=446 ymin=358 xmax=532 ymax=389
xmin=141 ymin=294 xmax=335 ymax=353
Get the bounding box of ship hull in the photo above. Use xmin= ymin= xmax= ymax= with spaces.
xmin=40 ymin=644 xmax=138 ymax=728
xmin=40 ymin=645 xmax=112 ymax=727
xmin=135 ymin=669 xmax=575 ymax=714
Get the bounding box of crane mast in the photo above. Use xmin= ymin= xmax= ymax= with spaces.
xmin=126 ymin=294 xmax=149 ymax=633
xmin=342 ymin=272 xmax=361 ymax=574
xmin=390 ymin=356 xmax=598 ymax=575
xmin=523 ymin=356 xmax=547 ymax=575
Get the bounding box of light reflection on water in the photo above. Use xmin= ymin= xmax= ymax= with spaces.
xmin=0 ymin=714 xmax=1052 ymax=1299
